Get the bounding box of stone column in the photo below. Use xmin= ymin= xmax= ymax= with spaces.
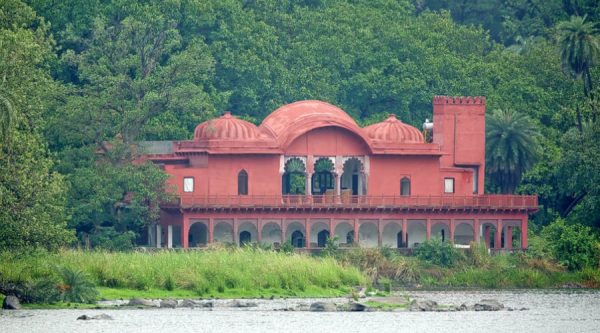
xmin=233 ymin=218 xmax=238 ymax=245
xmin=473 ymin=219 xmax=480 ymax=244
xmin=402 ymin=219 xmax=408 ymax=248
xmin=167 ymin=225 xmax=173 ymax=249
xmin=494 ymin=220 xmax=503 ymax=250
xmin=156 ymin=224 xmax=162 ymax=248
xmin=256 ymin=219 xmax=262 ymax=243
xmin=506 ymin=226 xmax=513 ymax=250
xmin=521 ymin=218 xmax=528 ymax=249
xmin=147 ymin=226 xmax=154 ymax=247
xmin=426 ymin=219 xmax=431 ymax=241
xmin=181 ymin=217 xmax=189 ymax=249
xmin=377 ymin=219 xmax=383 ymax=247
xmin=208 ymin=218 xmax=214 ymax=244
xmin=305 ymin=172 xmax=313 ymax=196
xmin=449 ymin=219 xmax=455 ymax=243
xmin=353 ymin=219 xmax=360 ymax=245
xmin=305 ymin=219 xmax=310 ymax=249
xmin=484 ymin=225 xmax=491 ymax=248
xmin=329 ymin=219 xmax=334 ymax=242
xmin=280 ymin=219 xmax=285 ymax=245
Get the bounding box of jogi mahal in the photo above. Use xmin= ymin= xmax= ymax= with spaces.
xmin=140 ymin=96 xmax=537 ymax=250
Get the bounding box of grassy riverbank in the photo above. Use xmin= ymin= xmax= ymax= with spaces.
xmin=1 ymin=246 xmax=599 ymax=307
xmin=0 ymin=249 xmax=365 ymax=303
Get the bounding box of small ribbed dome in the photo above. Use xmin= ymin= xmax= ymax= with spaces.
xmin=194 ymin=112 xmax=262 ymax=141
xmin=364 ymin=114 xmax=424 ymax=143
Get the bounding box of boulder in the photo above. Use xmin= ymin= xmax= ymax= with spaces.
xmin=127 ymin=298 xmax=157 ymax=307
xmin=473 ymin=299 xmax=504 ymax=311
xmin=229 ymin=300 xmax=258 ymax=308
xmin=160 ymin=299 xmax=178 ymax=308
xmin=2 ymin=296 xmax=21 ymax=310
xmin=348 ymin=302 xmax=367 ymax=312
xmin=410 ymin=299 xmax=438 ymax=312
xmin=179 ymin=299 xmax=213 ymax=308
xmin=77 ymin=314 xmax=113 ymax=320
xmin=309 ymin=302 xmax=337 ymax=312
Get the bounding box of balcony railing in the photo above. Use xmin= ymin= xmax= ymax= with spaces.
xmin=169 ymin=194 xmax=538 ymax=211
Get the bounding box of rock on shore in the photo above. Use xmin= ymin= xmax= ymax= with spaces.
xmin=2 ymin=296 xmax=21 ymax=310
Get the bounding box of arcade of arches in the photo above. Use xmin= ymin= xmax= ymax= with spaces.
xmin=150 ymin=216 xmax=528 ymax=250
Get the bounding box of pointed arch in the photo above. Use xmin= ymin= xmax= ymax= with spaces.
xmin=238 ymin=169 xmax=248 ymax=195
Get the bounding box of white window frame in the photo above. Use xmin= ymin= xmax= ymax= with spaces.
xmin=183 ymin=177 xmax=195 ymax=193
xmin=444 ymin=178 xmax=455 ymax=194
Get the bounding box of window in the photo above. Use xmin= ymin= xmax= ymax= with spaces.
xmin=472 ymin=167 xmax=479 ymax=194
xmin=400 ymin=177 xmax=411 ymax=196
xmin=238 ymin=170 xmax=248 ymax=195
xmin=183 ymin=177 xmax=194 ymax=193
xmin=444 ymin=178 xmax=455 ymax=194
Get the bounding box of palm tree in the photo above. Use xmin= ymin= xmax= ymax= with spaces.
xmin=486 ymin=109 xmax=540 ymax=194
xmin=557 ymin=15 xmax=600 ymax=129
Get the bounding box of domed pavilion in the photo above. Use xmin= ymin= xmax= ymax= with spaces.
xmin=140 ymin=97 xmax=537 ymax=251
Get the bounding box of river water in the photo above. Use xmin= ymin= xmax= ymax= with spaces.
xmin=1 ymin=289 xmax=599 ymax=333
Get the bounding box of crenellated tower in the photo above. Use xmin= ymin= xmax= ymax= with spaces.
xmin=432 ymin=96 xmax=486 ymax=194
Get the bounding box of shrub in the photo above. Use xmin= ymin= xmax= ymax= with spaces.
xmin=322 ymin=236 xmax=339 ymax=257
xmin=414 ymin=239 xmax=463 ymax=268
xmin=466 ymin=241 xmax=491 ymax=268
xmin=279 ymin=241 xmax=294 ymax=254
xmin=541 ymin=218 xmax=598 ymax=270
xmin=56 ymin=266 xmax=98 ymax=303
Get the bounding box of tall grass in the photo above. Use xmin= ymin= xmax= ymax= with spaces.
xmin=0 ymin=249 xmax=366 ymax=298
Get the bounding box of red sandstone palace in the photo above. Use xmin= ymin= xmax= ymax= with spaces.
xmin=141 ymin=97 xmax=537 ymax=250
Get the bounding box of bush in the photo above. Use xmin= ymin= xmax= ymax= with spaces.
xmin=414 ymin=239 xmax=463 ymax=268
xmin=55 ymin=266 xmax=98 ymax=303
xmin=541 ymin=218 xmax=598 ymax=270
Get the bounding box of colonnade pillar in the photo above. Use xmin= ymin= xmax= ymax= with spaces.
xmin=494 ymin=220 xmax=503 ymax=250
xmin=401 ymin=219 xmax=408 ymax=248
xmin=156 ymin=224 xmax=162 ymax=248
xmin=505 ymin=226 xmax=513 ymax=250
xmin=257 ymin=219 xmax=262 ymax=243
xmin=521 ymin=218 xmax=528 ymax=249
xmin=181 ymin=217 xmax=189 ymax=249
xmin=449 ymin=219 xmax=455 ymax=243
xmin=426 ymin=219 xmax=431 ymax=241
xmin=167 ymin=225 xmax=173 ymax=248
xmin=280 ymin=219 xmax=285 ymax=245
xmin=353 ymin=219 xmax=359 ymax=245
xmin=208 ymin=218 xmax=214 ymax=244
xmin=473 ymin=219 xmax=480 ymax=244
xmin=305 ymin=172 xmax=313 ymax=196
xmin=377 ymin=219 xmax=383 ymax=247
xmin=233 ymin=218 xmax=238 ymax=245
xmin=484 ymin=225 xmax=491 ymax=248
xmin=305 ymin=219 xmax=310 ymax=249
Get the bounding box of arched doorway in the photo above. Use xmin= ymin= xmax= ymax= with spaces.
xmin=189 ymin=222 xmax=208 ymax=247
xmin=312 ymin=158 xmax=334 ymax=195
xmin=282 ymin=158 xmax=306 ymax=195
xmin=382 ymin=222 xmax=402 ymax=248
xmin=239 ymin=231 xmax=251 ymax=245
xmin=407 ymin=220 xmax=426 ymax=248
xmin=359 ymin=222 xmax=378 ymax=248
xmin=291 ymin=230 xmax=305 ymax=248
xmin=317 ymin=230 xmax=330 ymax=248
xmin=454 ymin=222 xmax=474 ymax=245
xmin=397 ymin=232 xmax=403 ymax=248
xmin=341 ymin=158 xmax=365 ymax=196
xmin=214 ymin=222 xmax=233 ymax=243
xmin=432 ymin=222 xmax=450 ymax=242
xmin=286 ymin=222 xmax=306 ymax=248
xmin=334 ymin=222 xmax=353 ymax=246
xmin=261 ymin=222 xmax=282 ymax=247
xmin=238 ymin=222 xmax=258 ymax=245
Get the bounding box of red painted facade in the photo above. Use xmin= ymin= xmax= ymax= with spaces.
xmin=142 ymin=97 xmax=537 ymax=250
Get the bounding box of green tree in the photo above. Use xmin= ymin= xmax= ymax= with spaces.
xmin=557 ymin=15 xmax=600 ymax=129
xmin=541 ymin=217 xmax=598 ymax=270
xmin=486 ymin=109 xmax=540 ymax=193
xmin=0 ymin=0 xmax=74 ymax=251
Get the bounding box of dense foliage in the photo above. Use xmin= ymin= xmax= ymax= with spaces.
xmin=0 ymin=0 xmax=598 ymax=253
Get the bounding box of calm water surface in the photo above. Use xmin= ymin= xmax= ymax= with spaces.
xmin=1 ymin=290 xmax=599 ymax=333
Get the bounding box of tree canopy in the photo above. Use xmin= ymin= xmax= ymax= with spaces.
xmin=0 ymin=0 xmax=598 ymax=250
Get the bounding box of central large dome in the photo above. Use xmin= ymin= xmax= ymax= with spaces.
xmin=259 ymin=100 xmax=360 ymax=139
